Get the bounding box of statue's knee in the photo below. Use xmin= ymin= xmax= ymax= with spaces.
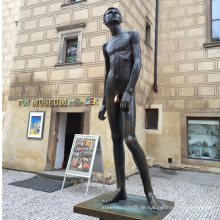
xmin=111 ymin=133 xmax=122 ymax=141
xmin=124 ymin=135 xmax=135 ymax=145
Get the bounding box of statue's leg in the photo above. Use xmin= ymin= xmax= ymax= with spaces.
xmin=122 ymin=94 xmax=162 ymax=210
xmin=102 ymin=92 xmax=126 ymax=204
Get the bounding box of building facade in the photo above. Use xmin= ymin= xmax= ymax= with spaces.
xmin=146 ymin=0 xmax=220 ymax=173
xmin=2 ymin=0 xmax=220 ymax=181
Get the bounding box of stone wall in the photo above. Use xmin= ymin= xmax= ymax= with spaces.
xmin=2 ymin=101 xmax=51 ymax=172
xmin=3 ymin=0 xmax=156 ymax=176
xmin=146 ymin=0 xmax=220 ymax=173
xmin=148 ymin=0 xmax=220 ymax=111
xmin=2 ymin=0 xmax=20 ymax=128
xmin=118 ymin=0 xmax=156 ymax=105
xmin=9 ymin=0 xmax=155 ymax=105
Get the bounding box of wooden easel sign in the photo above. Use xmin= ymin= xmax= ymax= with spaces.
xmin=61 ymin=134 xmax=104 ymax=196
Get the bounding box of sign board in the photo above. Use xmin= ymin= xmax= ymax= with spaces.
xmin=66 ymin=134 xmax=99 ymax=178
xmin=62 ymin=134 xmax=104 ymax=195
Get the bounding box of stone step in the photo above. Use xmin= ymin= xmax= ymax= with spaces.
xmin=36 ymin=169 xmax=83 ymax=183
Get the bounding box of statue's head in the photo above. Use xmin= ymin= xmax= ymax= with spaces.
xmin=103 ymin=7 xmax=122 ymax=27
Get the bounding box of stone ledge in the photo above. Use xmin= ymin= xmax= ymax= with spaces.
xmin=56 ymin=23 xmax=86 ymax=31
xmin=61 ymin=0 xmax=87 ymax=8
xmin=55 ymin=62 xmax=82 ymax=67
xmin=203 ymin=42 xmax=220 ymax=48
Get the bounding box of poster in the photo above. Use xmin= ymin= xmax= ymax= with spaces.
xmin=27 ymin=111 xmax=45 ymax=139
xmin=66 ymin=135 xmax=99 ymax=178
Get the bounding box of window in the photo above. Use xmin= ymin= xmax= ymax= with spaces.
xmin=187 ymin=118 xmax=220 ymax=161
xmin=145 ymin=17 xmax=152 ymax=48
xmin=145 ymin=104 xmax=162 ymax=134
xmin=62 ymin=0 xmax=86 ymax=6
xmin=204 ymin=0 xmax=220 ymax=47
xmin=66 ymin=39 xmax=78 ymax=63
xmin=181 ymin=112 xmax=220 ymax=167
xmin=145 ymin=109 xmax=158 ymax=130
xmin=56 ymin=24 xmax=85 ymax=66
xmin=211 ymin=0 xmax=220 ymax=42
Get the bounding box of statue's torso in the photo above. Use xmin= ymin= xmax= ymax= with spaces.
xmin=105 ymin=31 xmax=133 ymax=95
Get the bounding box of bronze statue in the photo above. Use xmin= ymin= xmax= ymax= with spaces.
xmin=98 ymin=7 xmax=162 ymax=210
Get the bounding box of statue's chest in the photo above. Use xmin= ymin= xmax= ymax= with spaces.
xmin=107 ymin=35 xmax=131 ymax=56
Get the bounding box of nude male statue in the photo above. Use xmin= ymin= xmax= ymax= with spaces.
xmin=98 ymin=7 xmax=162 ymax=210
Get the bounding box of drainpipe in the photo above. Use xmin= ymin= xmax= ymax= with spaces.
xmin=154 ymin=0 xmax=159 ymax=93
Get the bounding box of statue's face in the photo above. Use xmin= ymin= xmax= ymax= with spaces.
xmin=104 ymin=8 xmax=122 ymax=27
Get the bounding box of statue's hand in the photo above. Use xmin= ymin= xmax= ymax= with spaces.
xmin=98 ymin=105 xmax=106 ymax=121
xmin=120 ymin=92 xmax=131 ymax=112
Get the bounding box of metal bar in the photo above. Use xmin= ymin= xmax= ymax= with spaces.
xmin=85 ymin=177 xmax=91 ymax=197
xmin=100 ymin=139 xmax=105 ymax=188
xmin=61 ymin=174 xmax=67 ymax=192
xmin=154 ymin=0 xmax=159 ymax=93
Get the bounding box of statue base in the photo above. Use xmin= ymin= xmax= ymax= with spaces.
xmin=74 ymin=192 xmax=174 ymax=220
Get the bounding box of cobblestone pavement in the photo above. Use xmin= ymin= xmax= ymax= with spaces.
xmin=2 ymin=169 xmax=220 ymax=220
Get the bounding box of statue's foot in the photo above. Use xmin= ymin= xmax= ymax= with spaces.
xmin=147 ymin=192 xmax=163 ymax=211
xmin=102 ymin=188 xmax=127 ymax=204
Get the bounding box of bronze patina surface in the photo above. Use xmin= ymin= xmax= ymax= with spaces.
xmin=98 ymin=7 xmax=163 ymax=209
xmin=74 ymin=192 xmax=174 ymax=220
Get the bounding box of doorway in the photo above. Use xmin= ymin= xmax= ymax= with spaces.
xmin=54 ymin=113 xmax=84 ymax=169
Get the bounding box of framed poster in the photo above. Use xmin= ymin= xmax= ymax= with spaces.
xmin=26 ymin=111 xmax=45 ymax=139
xmin=66 ymin=134 xmax=99 ymax=178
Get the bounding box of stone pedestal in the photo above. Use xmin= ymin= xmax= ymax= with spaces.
xmin=74 ymin=192 xmax=174 ymax=220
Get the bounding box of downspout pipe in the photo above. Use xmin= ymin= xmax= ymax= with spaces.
xmin=154 ymin=0 xmax=159 ymax=93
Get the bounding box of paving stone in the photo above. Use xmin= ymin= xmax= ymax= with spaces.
xmin=2 ymin=169 xmax=220 ymax=220
xmin=148 ymin=167 xmax=161 ymax=175
xmin=170 ymin=175 xmax=195 ymax=182
xmin=190 ymin=178 xmax=216 ymax=186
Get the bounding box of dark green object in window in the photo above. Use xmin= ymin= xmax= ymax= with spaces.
xmin=66 ymin=39 xmax=78 ymax=63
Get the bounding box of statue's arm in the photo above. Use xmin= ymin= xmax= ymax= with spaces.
xmin=102 ymin=42 xmax=110 ymax=106
xmin=98 ymin=42 xmax=109 ymax=120
xmin=126 ymin=30 xmax=142 ymax=95
xmin=120 ymin=30 xmax=142 ymax=112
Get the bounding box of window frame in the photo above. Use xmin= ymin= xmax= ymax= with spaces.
xmin=145 ymin=109 xmax=158 ymax=130
xmin=145 ymin=104 xmax=162 ymax=134
xmin=187 ymin=117 xmax=220 ymax=161
xmin=56 ymin=24 xmax=85 ymax=66
xmin=211 ymin=0 xmax=220 ymax=42
xmin=181 ymin=112 xmax=220 ymax=167
xmin=144 ymin=16 xmax=153 ymax=49
xmin=204 ymin=0 xmax=220 ymax=48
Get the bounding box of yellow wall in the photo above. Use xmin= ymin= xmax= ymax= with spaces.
xmin=3 ymin=0 xmax=156 ymax=177
xmin=3 ymin=101 xmax=52 ymax=172
xmin=3 ymin=0 xmax=219 ymax=175
xmin=2 ymin=0 xmax=20 ymax=130
xmin=2 ymin=98 xmax=149 ymax=180
xmin=146 ymin=111 xmax=181 ymax=167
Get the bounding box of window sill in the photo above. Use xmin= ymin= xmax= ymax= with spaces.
xmin=145 ymin=129 xmax=162 ymax=135
xmin=144 ymin=41 xmax=153 ymax=50
xmin=56 ymin=23 xmax=86 ymax=31
xmin=61 ymin=0 xmax=86 ymax=7
xmin=55 ymin=62 xmax=81 ymax=67
xmin=181 ymin=158 xmax=220 ymax=168
xmin=203 ymin=41 xmax=220 ymax=48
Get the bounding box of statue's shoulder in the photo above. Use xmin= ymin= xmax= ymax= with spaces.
xmin=127 ymin=30 xmax=139 ymax=37
xmin=102 ymin=40 xmax=109 ymax=50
